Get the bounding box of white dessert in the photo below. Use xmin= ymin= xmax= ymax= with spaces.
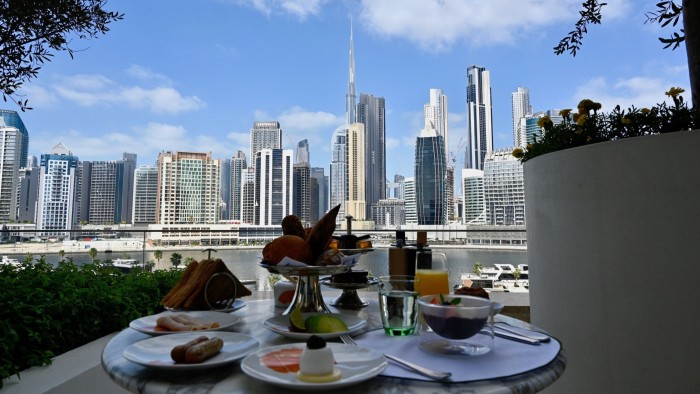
xmin=297 ymin=335 xmax=342 ymax=383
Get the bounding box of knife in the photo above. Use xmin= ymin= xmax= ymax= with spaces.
xmin=493 ymin=328 xmax=542 ymax=345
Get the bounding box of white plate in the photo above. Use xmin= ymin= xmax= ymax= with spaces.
xmin=241 ymin=343 xmax=386 ymax=390
xmin=129 ymin=311 xmax=240 ymax=336
xmin=165 ymin=298 xmax=247 ymax=313
xmin=123 ymin=331 xmax=259 ymax=370
xmin=263 ymin=313 xmax=367 ymax=340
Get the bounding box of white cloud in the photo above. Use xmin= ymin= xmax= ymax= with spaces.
xmin=385 ymin=137 xmax=400 ymax=149
xmin=234 ymin=0 xmax=326 ymax=20
xmin=226 ymin=131 xmax=251 ymax=148
xmin=573 ymin=76 xmax=677 ymax=111
xmin=126 ymin=65 xmax=173 ymax=85
xmin=357 ymin=0 xmax=633 ymax=52
xmin=48 ymin=73 xmax=205 ymax=114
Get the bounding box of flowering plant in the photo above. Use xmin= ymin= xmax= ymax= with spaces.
xmin=513 ymin=88 xmax=698 ymax=162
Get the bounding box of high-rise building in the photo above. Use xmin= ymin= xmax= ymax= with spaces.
xmin=230 ymin=151 xmax=247 ymax=221
xmin=36 ymin=143 xmax=79 ymax=238
xmin=371 ymin=198 xmax=405 ymax=228
xmin=329 ymin=126 xmax=347 ymax=224
xmin=404 ymin=177 xmax=417 ymax=224
xmin=82 ymin=153 xmax=136 ymax=225
xmin=415 ymin=125 xmax=447 ymax=225
xmin=386 ymin=174 xmax=405 ymax=200
xmin=512 ymin=87 xmax=532 ymax=148
xmin=310 ymin=167 xmax=328 ymax=221
xmin=465 ymin=65 xmax=493 ymax=170
xmin=0 ymin=110 xmax=28 ymax=168
xmin=357 ymin=94 xmax=385 ymax=219
xmin=132 ymin=165 xmax=158 ymax=225
xmin=346 ymin=123 xmax=366 ymax=220
xmin=254 ymin=148 xmax=293 ymax=226
xmin=521 ymin=109 xmax=565 ymax=148
xmin=461 ymin=168 xmax=486 ymax=225
xmin=250 ymin=121 xmax=282 ymax=162
xmin=156 ymin=151 xmax=221 ymax=224
xmin=346 ymin=22 xmax=357 ymax=126
xmin=220 ymin=158 xmax=231 ymax=220
xmin=0 ymin=121 xmax=21 ymax=221
xmin=484 ymin=148 xmax=525 ymax=225
xmin=446 ymin=166 xmax=455 ymax=221
xmin=293 ymin=140 xmax=311 ymax=224
xmin=241 ymin=167 xmax=255 ymax=224
xmin=424 ymin=88 xmax=449 ymax=160
xmin=16 ymin=165 xmax=39 ymax=223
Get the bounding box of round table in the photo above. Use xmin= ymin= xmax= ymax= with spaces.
xmin=102 ymin=294 xmax=566 ymax=393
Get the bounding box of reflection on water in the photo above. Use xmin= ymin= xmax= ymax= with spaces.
xmin=7 ymin=247 xmax=526 ymax=292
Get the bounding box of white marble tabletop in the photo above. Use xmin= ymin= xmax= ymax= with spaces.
xmin=102 ymin=293 xmax=566 ymax=393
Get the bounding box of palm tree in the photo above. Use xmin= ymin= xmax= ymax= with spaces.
xmin=513 ymin=267 xmax=522 ymax=287
xmin=154 ymin=250 xmax=163 ymax=266
xmin=170 ymin=252 xmax=182 ymax=268
xmin=184 ymin=256 xmax=196 ymax=266
xmin=472 ymin=262 xmax=483 ymax=276
xmin=88 ymin=247 xmax=98 ymax=262
xmin=58 ymin=249 xmax=65 ymax=260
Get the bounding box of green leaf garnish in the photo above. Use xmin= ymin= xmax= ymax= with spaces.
xmin=450 ymin=298 xmax=461 ymax=305
xmin=439 ymin=293 xmax=446 ymax=304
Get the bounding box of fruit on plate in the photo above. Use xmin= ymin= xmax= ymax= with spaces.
xmin=289 ymin=307 xmax=307 ymax=332
xmin=304 ymin=315 xmax=349 ymax=334
xmin=262 ymin=235 xmax=311 ymax=265
xmin=262 ymin=204 xmax=341 ymax=265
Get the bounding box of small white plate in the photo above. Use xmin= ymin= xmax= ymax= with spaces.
xmin=129 ymin=311 xmax=240 ymax=336
xmin=123 ymin=332 xmax=259 ymax=370
xmin=263 ymin=313 xmax=367 ymax=340
xmin=241 ymin=343 xmax=386 ymax=390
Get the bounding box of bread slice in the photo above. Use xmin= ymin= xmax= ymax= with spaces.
xmin=160 ymin=261 xmax=199 ymax=306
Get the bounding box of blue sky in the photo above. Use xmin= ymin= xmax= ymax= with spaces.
xmin=16 ymin=0 xmax=690 ymax=186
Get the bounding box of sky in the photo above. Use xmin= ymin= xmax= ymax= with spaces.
xmin=15 ymin=0 xmax=691 ymax=188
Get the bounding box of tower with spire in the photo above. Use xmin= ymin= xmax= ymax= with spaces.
xmin=346 ymin=19 xmax=356 ymax=126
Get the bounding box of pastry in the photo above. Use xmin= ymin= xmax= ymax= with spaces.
xmin=262 ymin=235 xmax=312 ymax=265
xmin=331 ymin=270 xmax=368 ymax=284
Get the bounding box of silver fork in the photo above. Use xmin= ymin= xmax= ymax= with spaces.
xmin=339 ymin=335 xmax=452 ymax=380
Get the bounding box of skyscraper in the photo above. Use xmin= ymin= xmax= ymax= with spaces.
xmin=465 ymin=65 xmax=494 ymax=170
xmin=255 ymin=148 xmax=293 ymax=226
xmin=156 ymin=151 xmax=221 ymax=224
xmin=346 ymin=22 xmax=357 ymax=127
xmin=346 ymin=123 xmax=366 ymax=220
xmin=36 ymin=143 xmax=79 ymax=238
xmin=220 ymin=158 xmax=231 ymax=220
xmin=132 ymin=165 xmax=158 ymax=225
xmin=424 ymin=88 xmax=449 ymax=159
xmin=16 ymin=165 xmax=39 ymax=223
xmin=404 ymin=177 xmax=417 ymax=224
xmin=512 ymin=87 xmax=532 ymax=148
xmin=461 ymin=168 xmax=486 ymax=225
xmin=310 ymin=167 xmax=328 ymax=221
xmin=230 ymin=151 xmax=247 ymax=221
xmin=330 ymin=127 xmax=347 ymax=225
xmin=415 ymin=125 xmax=447 ymax=225
xmin=293 ymin=139 xmax=311 ymax=224
xmin=0 ymin=121 xmax=22 ymax=221
xmin=0 ymin=110 xmax=29 ymax=168
xmin=83 ymin=153 xmax=136 ymax=225
xmin=250 ymin=121 xmax=282 ymax=161
xmin=484 ymin=148 xmax=525 ymax=225
xmin=357 ymin=93 xmax=385 ymax=219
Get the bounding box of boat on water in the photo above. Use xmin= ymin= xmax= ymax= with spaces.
xmin=109 ymin=258 xmax=140 ymax=272
xmin=1 ymin=255 xmax=21 ymax=267
xmin=461 ymin=263 xmax=529 ymax=292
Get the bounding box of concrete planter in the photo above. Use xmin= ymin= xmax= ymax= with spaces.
xmin=524 ymin=130 xmax=700 ymax=393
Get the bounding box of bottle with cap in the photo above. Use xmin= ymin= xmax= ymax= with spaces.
xmin=388 ymin=230 xmax=416 ymax=276
xmin=415 ymin=231 xmax=432 ymax=269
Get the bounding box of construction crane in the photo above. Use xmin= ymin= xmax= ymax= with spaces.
xmin=450 ymin=137 xmax=467 ymax=165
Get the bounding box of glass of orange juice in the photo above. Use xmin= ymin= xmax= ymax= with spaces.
xmin=415 ymin=253 xmax=450 ymax=297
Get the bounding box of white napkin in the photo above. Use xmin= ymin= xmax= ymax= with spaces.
xmin=277 ymin=255 xmax=360 ymax=267
xmin=353 ymin=329 xmax=561 ymax=382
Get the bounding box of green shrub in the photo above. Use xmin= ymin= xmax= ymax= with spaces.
xmin=0 ymin=256 xmax=182 ymax=387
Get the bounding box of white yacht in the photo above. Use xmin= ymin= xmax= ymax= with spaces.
xmin=110 ymin=258 xmax=140 ymax=272
xmin=461 ymin=263 xmax=529 ymax=292
xmin=1 ymin=255 xmax=21 ymax=268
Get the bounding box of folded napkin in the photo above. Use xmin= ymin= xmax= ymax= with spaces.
xmin=353 ymin=329 xmax=560 ymax=382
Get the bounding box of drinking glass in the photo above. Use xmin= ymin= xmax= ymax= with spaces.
xmin=415 ymin=253 xmax=450 ymax=297
xmin=417 ymin=294 xmax=495 ymax=356
xmin=377 ymin=275 xmax=419 ymax=336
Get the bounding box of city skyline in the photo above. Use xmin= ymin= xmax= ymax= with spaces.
xmin=10 ymin=1 xmax=691 ymax=182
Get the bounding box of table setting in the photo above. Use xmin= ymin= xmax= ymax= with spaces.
xmin=101 ymin=211 xmax=565 ymax=393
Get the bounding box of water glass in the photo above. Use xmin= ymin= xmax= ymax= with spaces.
xmin=378 ymin=275 xmax=419 ymax=336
